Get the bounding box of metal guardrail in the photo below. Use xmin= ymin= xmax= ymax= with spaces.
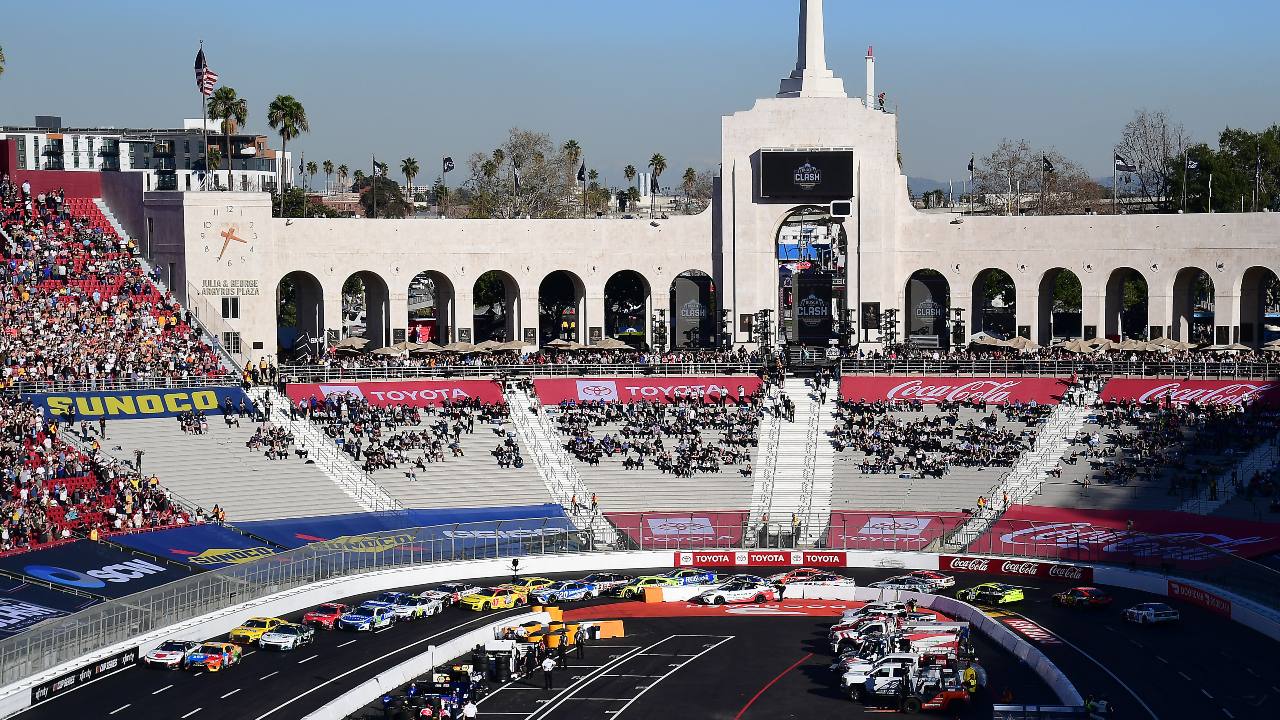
xmin=278 ymin=362 xmax=764 ymax=382
xmin=0 ymin=517 xmax=591 ymax=687
xmin=5 ymin=375 xmax=239 ymax=394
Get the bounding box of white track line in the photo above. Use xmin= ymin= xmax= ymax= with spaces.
xmin=337 ymin=639 xmax=357 ymax=647
xmin=221 ymin=689 xmax=241 ymax=699
xmin=108 ymin=704 xmax=131 ymax=715
xmin=152 ymin=684 xmax=173 ymax=695
xmin=610 ymin=636 xmax=734 ymax=718
xmin=180 ymin=709 xmax=202 ymax=719
xmin=259 ymin=671 xmax=279 ymax=680
xmin=297 ymin=654 xmax=319 ymax=664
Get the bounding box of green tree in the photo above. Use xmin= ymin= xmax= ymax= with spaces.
xmin=563 ymin=140 xmax=582 ymax=169
xmin=271 ymin=187 xmax=347 ymax=218
xmin=401 ymin=157 xmax=420 ymax=198
xmin=267 ymin=95 xmax=310 ymax=216
xmin=492 ymin=148 xmax=505 ymax=169
xmin=353 ymin=169 xmax=365 ymax=185
xmin=1052 ymin=271 xmax=1082 ymax=313
xmin=0 ymin=44 xmax=6 ymax=79
xmin=431 ymin=177 xmax=450 ymax=213
xmin=207 ymin=146 xmax=222 ymax=173
xmin=357 ymin=175 xmax=413 ymax=218
xmin=337 ymin=164 xmax=349 ymax=191
xmin=306 ymin=161 xmax=318 ymax=191
xmin=322 ymin=159 xmax=334 ymax=193
xmin=208 ymin=86 xmax=248 ymax=192
xmin=648 ymin=153 xmax=667 ymax=217
xmin=681 ymin=167 xmax=697 ymax=209
xmin=624 ymin=164 xmax=637 ymax=188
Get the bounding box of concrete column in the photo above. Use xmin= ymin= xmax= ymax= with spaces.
xmin=388 ymin=289 xmax=408 ymax=346
xmin=1015 ymin=290 xmax=1038 ymax=341
xmin=1148 ymin=291 xmax=1172 ymax=341
xmin=584 ymin=292 xmax=605 ymax=345
xmin=1215 ymin=293 xmax=1241 ymax=345
xmin=453 ymin=290 xmax=473 ymax=344
xmin=1081 ymin=289 xmax=1105 ymax=341
xmin=520 ymin=288 xmax=541 ymax=346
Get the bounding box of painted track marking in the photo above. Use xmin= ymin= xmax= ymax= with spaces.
xmin=297 ymin=654 xmax=319 ymax=664
xmin=521 ymin=636 xmax=692 ymax=719
xmin=260 ymin=671 xmax=279 ymax=680
xmin=108 ymin=704 xmax=131 ymax=715
xmin=181 ymin=709 xmax=202 ymax=719
xmin=152 ymin=684 xmax=173 ymax=695
xmin=735 ymin=652 xmax=814 ymax=719
xmin=221 ymin=689 xmax=241 ymax=699
xmin=338 ymin=639 xmax=357 ymax=647
xmin=612 ymin=636 xmax=735 ymax=718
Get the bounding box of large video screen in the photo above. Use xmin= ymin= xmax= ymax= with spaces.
xmin=760 ymin=150 xmax=854 ymax=199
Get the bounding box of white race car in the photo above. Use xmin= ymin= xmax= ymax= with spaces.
xmin=338 ymin=604 xmax=395 ymax=631
xmin=1123 ymin=602 xmax=1181 ymax=625
xmin=868 ymin=575 xmax=936 ymax=592
xmin=144 ymin=640 xmax=198 ymax=669
xmin=375 ymin=592 xmax=444 ymax=620
xmin=694 ymin=580 xmax=778 ymax=605
xmin=791 ymin=572 xmax=857 ymax=587
xmin=905 ymin=570 xmax=955 ymax=589
xmin=258 ymin=622 xmax=316 ymax=651
xmin=424 ymin=582 xmax=482 ymax=606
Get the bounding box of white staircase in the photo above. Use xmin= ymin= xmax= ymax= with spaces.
xmin=249 ymin=387 xmax=403 ymax=513
xmin=1180 ymin=436 xmax=1279 ymax=514
xmin=506 ymin=387 xmax=619 ymax=548
xmin=945 ymin=389 xmax=1098 ymax=549
xmin=746 ymin=378 xmax=835 ymax=547
xmin=745 ymin=384 xmax=783 ymax=546
xmin=93 ymin=198 xmax=131 ymax=244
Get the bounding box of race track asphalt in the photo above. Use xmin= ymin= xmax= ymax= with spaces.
xmin=12 ymin=566 xmax=1280 ymax=720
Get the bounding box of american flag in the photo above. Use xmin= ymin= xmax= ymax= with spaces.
xmin=194 ymin=45 xmax=218 ymax=97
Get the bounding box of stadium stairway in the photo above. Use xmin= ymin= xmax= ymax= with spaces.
xmin=92 ymin=199 xmax=129 ymax=248
xmin=249 ymin=386 xmax=403 ymax=513
xmin=1184 ymin=435 xmax=1279 ymax=516
xmin=506 ymin=387 xmax=619 ymax=547
xmin=92 ymin=417 xmax=367 ymax=521
xmin=748 ymin=378 xmax=836 ymax=547
xmin=745 ymin=383 xmax=782 ymax=546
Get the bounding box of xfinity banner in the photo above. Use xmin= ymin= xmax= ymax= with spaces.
xmin=0 ymin=541 xmax=184 ymax=599
xmin=22 ymin=386 xmax=252 ymax=420
xmin=839 ymin=376 xmax=1065 ymax=405
xmin=1100 ymin=379 xmax=1280 ymax=408
xmin=31 ymin=646 xmax=139 ymax=704
xmin=286 ymin=379 xmax=505 ymax=408
xmin=759 ymin=150 xmax=854 ymax=199
xmin=535 ymin=377 xmax=763 ymax=405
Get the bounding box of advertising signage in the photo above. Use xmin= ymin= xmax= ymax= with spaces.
xmin=760 ymin=150 xmax=854 ymax=199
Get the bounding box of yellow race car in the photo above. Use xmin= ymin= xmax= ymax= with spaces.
xmin=460 ymin=587 xmax=526 ymax=612
xmin=228 ymin=617 xmax=285 ymax=645
xmin=499 ymin=577 xmax=555 ymax=599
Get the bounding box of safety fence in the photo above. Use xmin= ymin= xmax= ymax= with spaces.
xmin=277 ymin=362 xmax=763 ymax=382
xmin=839 ymin=358 xmax=1280 ymax=379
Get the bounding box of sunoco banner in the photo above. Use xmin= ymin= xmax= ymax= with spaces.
xmin=22 ymin=386 xmax=252 ymax=420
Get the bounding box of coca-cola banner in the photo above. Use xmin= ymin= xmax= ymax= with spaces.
xmin=839 ymin=377 xmax=1065 ymax=405
xmin=1167 ymin=580 xmax=1231 ymax=617
xmin=673 ymin=550 xmax=850 ymax=568
xmin=606 ymin=511 xmax=747 ymax=549
xmin=825 ymin=511 xmax=967 ymax=550
xmin=285 ymin=380 xmax=504 ymax=408
xmin=939 ymin=555 xmax=1094 ymax=584
xmin=535 ymin=377 xmax=762 ymax=405
xmin=1100 ymin=379 xmax=1280 ymax=408
xmin=973 ymin=505 xmax=1280 ymax=564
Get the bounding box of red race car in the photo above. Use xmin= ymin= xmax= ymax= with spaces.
xmin=768 ymin=568 xmax=825 ymax=585
xmin=1053 ymin=587 xmax=1113 ymax=609
xmin=303 ymin=603 xmax=349 ymax=629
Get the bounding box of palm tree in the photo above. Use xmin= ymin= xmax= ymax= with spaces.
xmin=208 ymin=86 xmax=248 ymax=191
xmin=648 ymin=153 xmax=667 ymax=218
xmin=0 ymin=45 xmax=6 ymax=80
xmin=401 ymin=157 xmax=420 ymax=200
xmin=322 ymin=160 xmax=334 ymax=194
xmin=267 ymin=95 xmax=310 ymax=216
xmin=353 ymin=169 xmax=365 ymax=185
xmin=682 ymin=167 xmax=697 ymax=209
xmin=624 ymin=164 xmax=637 ymax=189
xmin=306 ymin=161 xmax=318 ymax=191
xmin=337 ymin=164 xmax=349 ymax=191
xmin=563 ymin=140 xmax=582 ymax=167
xmin=492 ymin=148 xmax=505 ymax=168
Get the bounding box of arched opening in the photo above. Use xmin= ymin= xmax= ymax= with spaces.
xmin=775 ymin=206 xmax=846 ymax=348
xmin=1173 ymin=268 xmax=1215 ymax=344
xmin=904 ymin=269 xmax=950 ymax=349
xmin=604 ymin=270 xmax=650 ymax=348
xmin=473 ymin=270 xmax=519 ymax=343
xmin=538 ymin=270 xmax=586 ymax=344
xmin=669 ymin=269 xmax=718 ymax=349
xmin=970 ymin=268 xmax=1016 ymax=339
xmin=1038 ymin=268 xmax=1082 ymax=344
xmin=1240 ymin=267 xmax=1280 ymax=346
xmin=1104 ymin=267 xmax=1148 ymax=340
xmin=407 ymin=271 xmax=454 ymax=344
xmin=341 ymin=271 xmax=390 ymax=348
xmin=276 ymin=271 xmax=323 ymax=361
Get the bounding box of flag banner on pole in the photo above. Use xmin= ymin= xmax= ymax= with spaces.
xmin=967 ymin=155 xmax=974 ymax=174
xmin=443 ymin=157 xmax=455 ymax=173
xmin=1114 ymin=153 xmax=1137 ymax=173
xmin=577 ymin=162 xmax=587 ymax=183
xmin=1042 ymin=156 xmax=1055 ymax=173
xmin=512 ymin=165 xmax=521 ymax=193
xmin=1186 ymin=158 xmax=1199 ymax=170
xmin=194 ymin=46 xmax=218 ymax=97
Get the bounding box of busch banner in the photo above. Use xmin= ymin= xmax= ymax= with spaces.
xmin=674 ymin=550 xmax=849 ymax=568
xmin=1100 ymin=379 xmax=1280 ymax=408
xmin=839 ymin=377 xmax=1064 ymax=405
xmin=286 ymin=380 xmax=505 ymax=408
xmin=939 ymin=555 xmax=1093 ymax=584
xmin=535 ymin=377 xmax=762 ymax=405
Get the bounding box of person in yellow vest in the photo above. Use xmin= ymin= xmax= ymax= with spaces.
xmin=89 ymin=527 xmax=99 ymax=541
xmin=963 ymin=663 xmax=978 ymax=693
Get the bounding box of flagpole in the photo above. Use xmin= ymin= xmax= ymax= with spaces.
xmin=1182 ymin=150 xmax=1187 ymax=212
xmin=371 ymin=154 xmax=377 ymax=219
xmin=199 ymin=41 xmax=208 ymax=193
xmin=1208 ymin=172 xmax=1213 ymax=214
xmin=1112 ymin=148 xmax=1117 ymax=215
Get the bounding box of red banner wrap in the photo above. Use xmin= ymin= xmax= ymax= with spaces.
xmin=534 ymin=377 xmax=762 ymax=405
xmin=1167 ymin=580 xmax=1231 ymax=616
xmin=939 ymin=555 xmax=1094 ymax=584
xmin=1100 ymin=379 xmax=1280 ymax=408
xmin=673 ymin=550 xmax=850 ymax=568
xmin=974 ymin=505 xmax=1280 ymax=564
xmin=839 ymin=377 xmax=1065 ymax=405
xmin=825 ymin=511 xmax=968 ymax=550
xmin=285 ymin=380 xmax=505 ymax=408
xmin=606 ymin=511 xmax=747 ymax=549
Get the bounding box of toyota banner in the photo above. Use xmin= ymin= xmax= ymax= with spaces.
xmin=674 ymin=549 xmax=851 ymax=568
xmin=535 ymin=377 xmax=762 ymax=405
xmin=839 ymin=377 xmax=1065 ymax=405
xmin=285 ymin=379 xmax=505 ymax=408
xmin=1099 ymin=379 xmax=1280 ymax=408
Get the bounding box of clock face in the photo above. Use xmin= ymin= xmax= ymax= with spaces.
xmin=199 ymin=219 xmax=258 ymax=267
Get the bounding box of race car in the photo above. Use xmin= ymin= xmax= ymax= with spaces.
xmin=839 ymin=601 xmax=910 ymax=623
xmin=258 ymin=622 xmax=316 ymax=651
xmin=717 ymin=573 xmax=770 ymax=586
xmin=184 ymin=642 xmax=242 ymax=672
xmin=955 ymin=583 xmax=1024 ymax=605
xmin=694 ymin=580 xmax=778 ymax=605
xmin=768 ymin=568 xmax=826 ymax=585
xmin=1123 ymin=602 xmax=1181 ymax=625
xmin=1053 ymin=587 xmax=1113 ymax=609
xmin=618 ymin=576 xmax=681 ymax=599
xmin=868 ymin=575 xmax=937 ymax=592
xmin=228 ymin=617 xmax=285 ymax=645
xmin=907 ymin=570 xmax=955 ymax=589
xmin=303 ymin=603 xmax=348 ymax=630
xmin=423 ymin=582 xmax=482 ymax=606
xmin=578 ymin=572 xmax=634 ymax=595
xmin=787 ymin=572 xmax=856 ymax=587
xmin=144 ymin=640 xmax=198 ymax=669
xmin=531 ymin=580 xmax=596 ymax=604
xmin=662 ymin=568 xmax=718 ymax=585
xmin=375 ymin=592 xmax=444 ymax=620
xmin=460 ymin=587 xmax=525 ymax=612
xmin=499 ymin=577 xmax=555 ymax=598
xmin=338 ymin=603 xmax=396 ymax=630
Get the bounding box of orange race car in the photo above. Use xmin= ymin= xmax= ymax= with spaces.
xmin=184 ymin=642 xmax=243 ymax=672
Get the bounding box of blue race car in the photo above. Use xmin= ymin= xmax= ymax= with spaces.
xmin=337 ymin=603 xmax=395 ymax=631
xmin=532 ymin=581 xmax=596 ymax=604
xmin=662 ymin=568 xmax=718 ymax=585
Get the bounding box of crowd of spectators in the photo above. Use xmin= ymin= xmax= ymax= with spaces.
xmin=282 ymin=345 xmax=769 ymax=375
xmin=830 ymin=397 xmax=1050 ymax=477
xmin=846 ymin=343 xmax=1280 ymax=367
xmin=550 ymin=393 xmax=764 ymax=477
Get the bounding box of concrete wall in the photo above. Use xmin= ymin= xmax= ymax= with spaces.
xmin=100 ymin=172 xmax=146 ymax=241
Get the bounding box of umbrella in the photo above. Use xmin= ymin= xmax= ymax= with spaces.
xmin=1005 ymin=336 xmax=1040 ymax=351
xmin=1058 ymin=339 xmax=1094 ymax=354
xmin=1151 ymin=337 xmax=1192 ymax=351
xmin=494 ymin=341 xmax=528 ymax=352
xmin=332 ymin=337 xmax=369 ymax=350
xmin=387 ymin=340 xmax=419 ymax=352
xmin=410 ymin=342 xmax=443 ymax=353
xmin=1263 ymin=339 xmax=1280 ymax=349
xmin=1091 ymin=338 xmax=1119 ymax=351
xmin=1206 ymin=343 xmax=1253 ymax=353
xmin=1117 ymin=338 xmax=1153 ymax=352
xmin=473 ymin=340 xmax=501 ymax=351
xmin=593 ymin=337 xmax=634 ymax=350
xmin=545 ymin=338 xmax=576 ymax=348
xmin=968 ymin=332 xmax=1008 ymax=347
xmin=441 ymin=341 xmax=476 ymax=353
xmin=370 ymin=346 xmax=403 ymax=356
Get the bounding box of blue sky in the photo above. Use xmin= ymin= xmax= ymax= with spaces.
xmin=2 ymin=0 xmax=1278 ymax=184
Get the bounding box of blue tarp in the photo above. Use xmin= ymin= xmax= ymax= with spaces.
xmin=21 ymin=386 xmax=254 ymax=420
xmin=237 ymin=504 xmax=571 ymax=550
xmin=111 ymin=524 xmax=281 ymax=569
xmin=0 ymin=577 xmax=99 ymax=638
xmin=0 ymin=540 xmax=192 ymax=599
